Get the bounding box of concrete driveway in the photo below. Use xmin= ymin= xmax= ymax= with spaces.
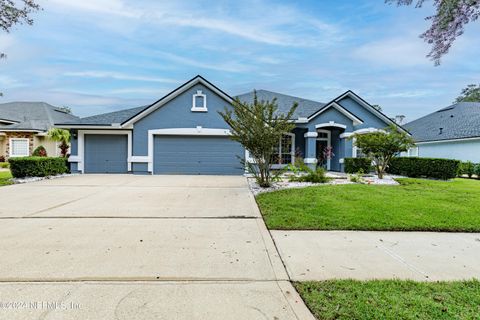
xmin=0 ymin=175 xmax=314 ymax=320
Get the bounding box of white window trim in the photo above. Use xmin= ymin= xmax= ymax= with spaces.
xmin=352 ymin=137 xmax=358 ymax=158
xmin=315 ymin=121 xmax=347 ymax=130
xmin=69 ymin=130 xmax=132 ymax=173
xmin=407 ymin=146 xmax=419 ymax=157
xmin=9 ymin=138 xmax=30 ymax=157
xmin=191 ymin=90 xmax=208 ymax=112
xmin=316 ymin=129 xmax=331 ymax=170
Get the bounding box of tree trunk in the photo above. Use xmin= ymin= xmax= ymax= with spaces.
xmin=378 ymin=171 xmax=384 ymax=179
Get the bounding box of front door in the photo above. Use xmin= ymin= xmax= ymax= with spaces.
xmin=316 ymin=140 xmax=328 ymax=169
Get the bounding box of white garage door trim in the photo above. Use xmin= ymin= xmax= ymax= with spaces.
xmin=70 ymin=130 xmax=132 ymax=173
xmin=140 ymin=127 xmax=232 ymax=172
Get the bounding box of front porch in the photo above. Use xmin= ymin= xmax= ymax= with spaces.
xmin=292 ymin=122 xmax=354 ymax=172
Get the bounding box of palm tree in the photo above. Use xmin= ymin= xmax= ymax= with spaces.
xmin=47 ymin=128 xmax=71 ymax=157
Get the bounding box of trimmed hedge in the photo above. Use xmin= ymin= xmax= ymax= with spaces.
xmin=344 ymin=158 xmax=372 ymax=174
xmin=9 ymin=157 xmax=68 ymax=178
xmin=387 ymin=157 xmax=460 ymax=180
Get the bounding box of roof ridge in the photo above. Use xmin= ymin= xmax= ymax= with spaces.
xmin=236 ymin=89 xmax=326 ymax=105
xmin=81 ymin=105 xmax=147 ymax=120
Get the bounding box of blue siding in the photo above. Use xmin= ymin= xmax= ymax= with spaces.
xmin=132 ymin=163 xmax=149 ymax=174
xmin=133 ymin=84 xmax=233 ymax=156
xmin=303 ymin=108 xmax=354 ymax=132
xmin=337 ymin=97 xmax=389 ymax=130
xmin=84 ymin=135 xmax=128 ymax=173
xmin=418 ymin=140 xmax=480 ymax=162
xmin=153 ymin=136 xmax=244 ymax=175
xmin=293 ymin=127 xmax=307 ymax=158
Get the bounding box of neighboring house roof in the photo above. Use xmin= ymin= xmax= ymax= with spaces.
xmin=405 ymin=102 xmax=480 ymax=142
xmin=235 ymin=90 xmax=326 ymax=119
xmin=57 ymin=105 xmax=148 ymax=126
xmin=0 ymin=102 xmax=79 ymax=132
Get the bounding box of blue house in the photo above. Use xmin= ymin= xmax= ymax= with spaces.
xmin=58 ymin=75 xmax=405 ymax=175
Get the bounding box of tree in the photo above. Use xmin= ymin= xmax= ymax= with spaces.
xmin=58 ymin=106 xmax=72 ymax=114
xmin=351 ymin=125 xmax=415 ymax=179
xmin=1 ymin=0 xmax=40 ymax=95
xmin=386 ymin=0 xmax=480 ymax=65
xmin=455 ymin=84 xmax=480 ymax=103
xmin=219 ymin=91 xmax=297 ymax=187
xmin=47 ymin=128 xmax=71 ymax=157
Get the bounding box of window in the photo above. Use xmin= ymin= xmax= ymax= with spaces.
xmin=191 ymin=90 xmax=207 ymax=112
xmin=407 ymin=147 xmax=418 ymax=157
xmin=10 ymin=138 xmax=29 ymax=157
xmin=272 ymin=133 xmax=295 ymax=167
xmin=352 ymin=137 xmax=366 ymax=158
xmin=245 ymin=133 xmax=295 ymax=167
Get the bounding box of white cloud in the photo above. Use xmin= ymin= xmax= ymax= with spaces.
xmin=63 ymin=71 xmax=179 ymax=84
xmin=154 ymin=51 xmax=250 ymax=73
xmin=353 ymin=36 xmax=431 ymax=67
xmin=45 ymin=0 xmax=342 ymax=47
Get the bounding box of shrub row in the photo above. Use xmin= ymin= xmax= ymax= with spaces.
xmin=387 ymin=157 xmax=460 ymax=180
xmin=458 ymin=161 xmax=480 ymax=178
xmin=344 ymin=158 xmax=372 ymax=174
xmin=9 ymin=157 xmax=68 ymax=178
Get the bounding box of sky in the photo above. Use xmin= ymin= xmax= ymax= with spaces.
xmin=0 ymin=0 xmax=479 ymax=122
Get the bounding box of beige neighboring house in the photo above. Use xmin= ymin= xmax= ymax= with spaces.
xmin=0 ymin=102 xmax=78 ymax=159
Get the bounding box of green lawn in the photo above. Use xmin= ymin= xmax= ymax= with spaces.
xmin=256 ymin=178 xmax=480 ymax=231
xmin=0 ymin=171 xmax=12 ymax=186
xmin=295 ymin=280 xmax=480 ymax=320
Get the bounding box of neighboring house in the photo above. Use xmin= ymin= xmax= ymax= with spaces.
xmin=57 ymin=75 xmax=406 ymax=175
xmin=405 ymin=102 xmax=480 ymax=163
xmin=0 ymin=102 xmax=79 ymax=159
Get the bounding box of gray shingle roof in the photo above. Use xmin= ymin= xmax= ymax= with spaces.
xmin=58 ymin=105 xmax=148 ymax=126
xmin=405 ymin=102 xmax=480 ymax=142
xmin=0 ymin=102 xmax=79 ymax=131
xmin=235 ymin=90 xmax=325 ymax=119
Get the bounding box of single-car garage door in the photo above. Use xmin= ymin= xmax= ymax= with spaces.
xmin=84 ymin=135 xmax=128 ymax=173
xmin=153 ymin=136 xmax=244 ymax=175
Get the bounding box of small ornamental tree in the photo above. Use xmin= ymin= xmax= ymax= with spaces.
xmin=351 ymin=125 xmax=415 ymax=179
xmin=32 ymin=145 xmax=47 ymax=157
xmin=219 ymin=91 xmax=297 ymax=187
xmin=47 ymin=128 xmax=70 ymax=157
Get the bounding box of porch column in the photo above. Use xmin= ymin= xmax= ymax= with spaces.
xmin=304 ymin=132 xmax=318 ymax=170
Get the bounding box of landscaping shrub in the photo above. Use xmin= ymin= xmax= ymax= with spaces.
xmin=459 ymin=161 xmax=477 ymax=178
xmin=289 ymin=167 xmax=329 ymax=183
xmin=475 ymin=164 xmax=480 ymax=179
xmin=9 ymin=157 xmax=68 ymax=178
xmin=0 ymin=162 xmax=9 ymax=169
xmin=32 ymin=145 xmax=48 ymax=157
xmin=387 ymin=157 xmax=460 ymax=180
xmin=344 ymin=158 xmax=372 ymax=174
xmin=0 ymin=155 xmax=5 ymax=162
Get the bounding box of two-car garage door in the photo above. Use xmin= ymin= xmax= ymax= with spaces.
xmin=153 ymin=136 xmax=244 ymax=175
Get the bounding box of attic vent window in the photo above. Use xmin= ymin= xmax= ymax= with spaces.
xmin=191 ymin=90 xmax=207 ymax=112
xmin=439 ymin=127 xmax=443 ymax=135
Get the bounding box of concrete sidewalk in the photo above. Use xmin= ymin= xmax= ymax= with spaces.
xmin=272 ymin=230 xmax=480 ymax=281
xmin=0 ymin=175 xmax=314 ymax=320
